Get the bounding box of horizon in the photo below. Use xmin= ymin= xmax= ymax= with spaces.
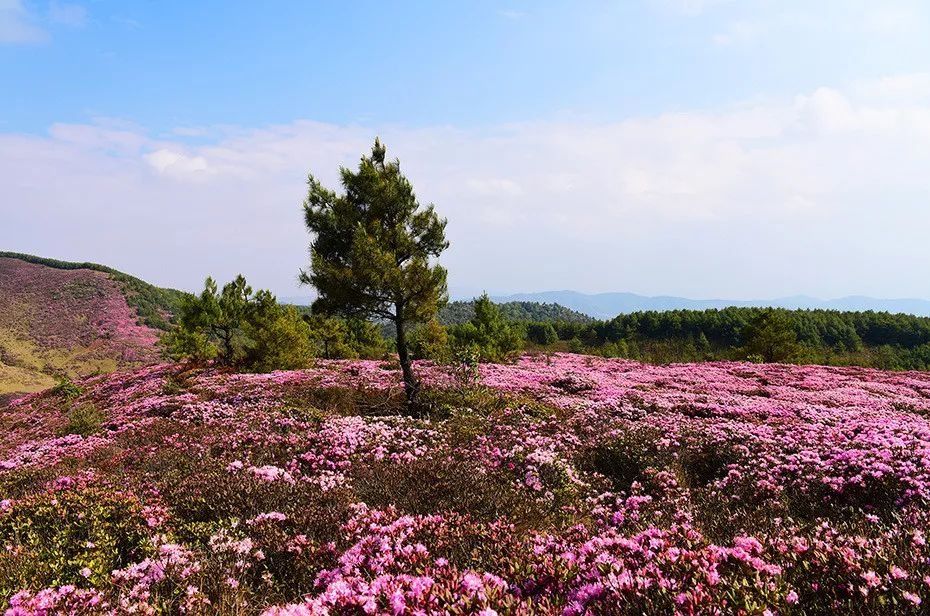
xmin=10 ymin=246 xmax=930 ymax=308
xmin=5 ymin=1 xmax=930 ymax=299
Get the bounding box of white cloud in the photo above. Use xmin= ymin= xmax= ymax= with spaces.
xmin=0 ymin=0 xmax=86 ymax=44
xmin=853 ymin=73 xmax=930 ymax=103
xmin=692 ymin=1 xmax=930 ymax=50
xmin=4 ymin=76 xmax=930 ymax=298
xmin=0 ymin=0 xmax=45 ymax=43
xmin=145 ymin=149 xmax=209 ymax=178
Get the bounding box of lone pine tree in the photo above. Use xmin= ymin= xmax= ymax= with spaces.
xmin=300 ymin=139 xmax=449 ymax=405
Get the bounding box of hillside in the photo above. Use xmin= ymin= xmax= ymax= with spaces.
xmin=2 ymin=354 xmax=930 ymax=612
xmin=498 ymin=290 xmax=930 ymax=319
xmin=439 ymin=299 xmax=592 ymax=325
xmin=0 ymin=253 xmax=185 ymax=396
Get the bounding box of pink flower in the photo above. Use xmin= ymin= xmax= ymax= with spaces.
xmin=862 ymin=570 xmax=881 ymax=588
xmin=460 ymin=572 xmax=483 ymax=593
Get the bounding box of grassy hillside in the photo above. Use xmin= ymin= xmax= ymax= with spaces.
xmin=0 ymin=253 xmax=187 ymax=396
xmin=0 ymin=252 xmax=187 ymax=330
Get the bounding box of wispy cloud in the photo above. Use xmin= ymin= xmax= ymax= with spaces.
xmin=661 ymin=1 xmax=930 ymax=49
xmin=0 ymin=0 xmax=86 ymax=44
xmin=0 ymin=0 xmax=46 ymax=44
xmin=656 ymin=0 xmax=736 ymax=16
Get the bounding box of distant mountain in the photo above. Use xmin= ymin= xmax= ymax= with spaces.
xmin=0 ymin=252 xmax=187 ymax=396
xmin=491 ymin=291 xmax=930 ymax=319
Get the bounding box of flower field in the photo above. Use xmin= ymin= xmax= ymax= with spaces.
xmin=2 ymin=353 xmax=930 ymax=614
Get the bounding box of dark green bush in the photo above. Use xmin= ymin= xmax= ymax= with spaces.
xmin=526 ymin=322 xmax=558 ymax=345
xmin=51 ymin=376 xmax=83 ymax=401
xmin=60 ymin=403 xmax=105 ymax=437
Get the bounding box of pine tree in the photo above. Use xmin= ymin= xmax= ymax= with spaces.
xmin=450 ymin=293 xmax=523 ymax=361
xmin=161 ymin=276 xmax=312 ymax=371
xmin=743 ymin=309 xmax=799 ymax=363
xmin=300 ymin=139 xmax=449 ymax=405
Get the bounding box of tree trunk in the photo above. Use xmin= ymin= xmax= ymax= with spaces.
xmin=394 ymin=316 xmax=420 ymax=408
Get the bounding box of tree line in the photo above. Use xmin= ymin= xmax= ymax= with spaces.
xmin=527 ymin=306 xmax=930 ymax=370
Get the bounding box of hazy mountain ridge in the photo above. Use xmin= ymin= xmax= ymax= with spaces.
xmin=493 ymin=291 xmax=930 ymax=319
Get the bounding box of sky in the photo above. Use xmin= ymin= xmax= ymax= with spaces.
xmin=3 ymin=0 xmax=930 ymax=300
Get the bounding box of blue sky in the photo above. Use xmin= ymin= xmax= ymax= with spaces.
xmin=7 ymin=1 xmax=929 ymax=131
xmin=4 ymin=1 xmax=930 ymax=299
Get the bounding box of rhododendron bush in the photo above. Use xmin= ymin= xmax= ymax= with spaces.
xmin=2 ymin=353 xmax=930 ymax=614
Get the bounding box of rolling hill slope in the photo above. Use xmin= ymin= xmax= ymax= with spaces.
xmin=0 ymin=253 xmax=186 ymax=397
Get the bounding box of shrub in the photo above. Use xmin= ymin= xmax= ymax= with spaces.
xmin=451 ymin=343 xmax=481 ymax=386
xmin=51 ymin=376 xmax=82 ymax=401
xmin=526 ymin=322 xmax=558 ymax=345
xmin=245 ymin=301 xmax=313 ymax=372
xmin=580 ymin=425 xmax=668 ymax=493
xmin=0 ymin=489 xmax=152 ymax=599
xmin=161 ymin=374 xmax=186 ymax=396
xmin=409 ymin=318 xmax=450 ymax=362
xmin=60 ymin=403 xmax=105 ymax=437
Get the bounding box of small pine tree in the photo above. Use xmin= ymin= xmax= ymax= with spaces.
xmin=450 ymin=293 xmax=523 ymax=361
xmin=345 ymin=318 xmax=388 ymax=359
xmin=306 ymin=314 xmax=354 ymax=359
xmin=695 ymin=331 xmax=712 ymax=357
xmin=162 ymin=276 xmax=253 ymax=365
xmin=161 ymin=276 xmax=314 ymax=371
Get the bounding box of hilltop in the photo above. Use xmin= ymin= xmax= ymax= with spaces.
xmin=439 ymin=299 xmax=592 ymax=325
xmin=0 ymin=252 xmax=187 ymax=396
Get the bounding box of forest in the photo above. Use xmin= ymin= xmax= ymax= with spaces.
xmin=531 ymin=306 xmax=930 ymax=370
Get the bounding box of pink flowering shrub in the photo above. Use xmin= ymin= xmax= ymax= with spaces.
xmin=3 ymin=353 xmax=930 ymax=613
xmin=6 ymin=586 xmax=109 ymax=615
